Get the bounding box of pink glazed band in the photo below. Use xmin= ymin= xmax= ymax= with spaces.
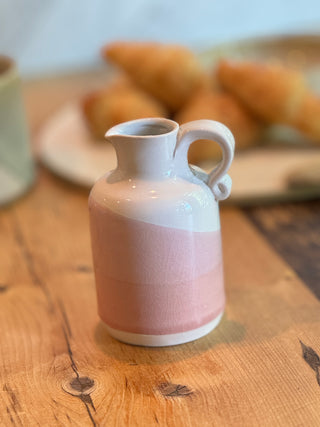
xmin=90 ymin=201 xmax=225 ymax=335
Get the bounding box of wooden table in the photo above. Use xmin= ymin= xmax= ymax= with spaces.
xmin=1 ymin=73 xmax=320 ymax=426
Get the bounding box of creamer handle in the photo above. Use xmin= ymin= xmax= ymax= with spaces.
xmin=174 ymin=120 xmax=235 ymax=201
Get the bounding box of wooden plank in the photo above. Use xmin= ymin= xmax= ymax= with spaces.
xmin=1 ymin=168 xmax=320 ymax=426
xmin=245 ymin=200 xmax=320 ymax=299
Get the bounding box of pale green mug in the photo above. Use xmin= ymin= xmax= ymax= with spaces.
xmin=0 ymin=55 xmax=34 ymax=206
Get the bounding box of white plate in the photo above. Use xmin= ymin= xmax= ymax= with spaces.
xmin=39 ymin=104 xmax=116 ymax=187
xmin=38 ymin=104 xmax=320 ymax=205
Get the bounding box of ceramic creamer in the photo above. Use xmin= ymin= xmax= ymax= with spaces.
xmin=89 ymin=118 xmax=234 ymax=346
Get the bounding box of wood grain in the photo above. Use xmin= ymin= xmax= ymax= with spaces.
xmin=246 ymin=200 xmax=320 ymax=298
xmin=1 ymin=170 xmax=320 ymax=425
xmin=1 ymin=72 xmax=320 ymax=425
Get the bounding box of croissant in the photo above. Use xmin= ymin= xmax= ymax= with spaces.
xmin=175 ymin=90 xmax=262 ymax=163
xmin=82 ymin=76 xmax=167 ymax=140
xmin=102 ymin=41 xmax=209 ymax=112
xmin=216 ymin=60 xmax=307 ymax=124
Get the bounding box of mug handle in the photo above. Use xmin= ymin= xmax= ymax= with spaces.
xmin=174 ymin=120 xmax=235 ymax=201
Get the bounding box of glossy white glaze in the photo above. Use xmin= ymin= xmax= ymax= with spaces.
xmin=90 ymin=118 xmax=234 ymax=232
xmin=90 ymin=173 xmax=220 ymax=232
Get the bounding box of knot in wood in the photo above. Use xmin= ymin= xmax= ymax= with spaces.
xmin=158 ymin=382 xmax=193 ymax=397
xmin=63 ymin=376 xmax=96 ymax=396
xmin=0 ymin=284 xmax=8 ymax=293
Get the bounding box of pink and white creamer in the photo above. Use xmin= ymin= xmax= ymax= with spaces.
xmin=89 ymin=118 xmax=234 ymax=346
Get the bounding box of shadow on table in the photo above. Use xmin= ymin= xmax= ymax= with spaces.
xmin=94 ymin=313 xmax=246 ymax=365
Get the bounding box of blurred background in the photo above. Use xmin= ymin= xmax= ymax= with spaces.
xmin=1 ymin=0 xmax=320 ymax=77
xmin=1 ymin=0 xmax=320 ymax=207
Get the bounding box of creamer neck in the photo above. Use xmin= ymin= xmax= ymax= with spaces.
xmin=105 ymin=118 xmax=179 ymax=179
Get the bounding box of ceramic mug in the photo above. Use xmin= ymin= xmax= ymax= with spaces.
xmin=0 ymin=55 xmax=34 ymax=206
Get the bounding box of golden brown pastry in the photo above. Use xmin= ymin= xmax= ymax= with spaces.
xmin=216 ymin=60 xmax=307 ymax=124
xmin=82 ymin=77 xmax=168 ymax=140
xmin=175 ymin=90 xmax=262 ymax=163
xmin=102 ymin=41 xmax=209 ymax=112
